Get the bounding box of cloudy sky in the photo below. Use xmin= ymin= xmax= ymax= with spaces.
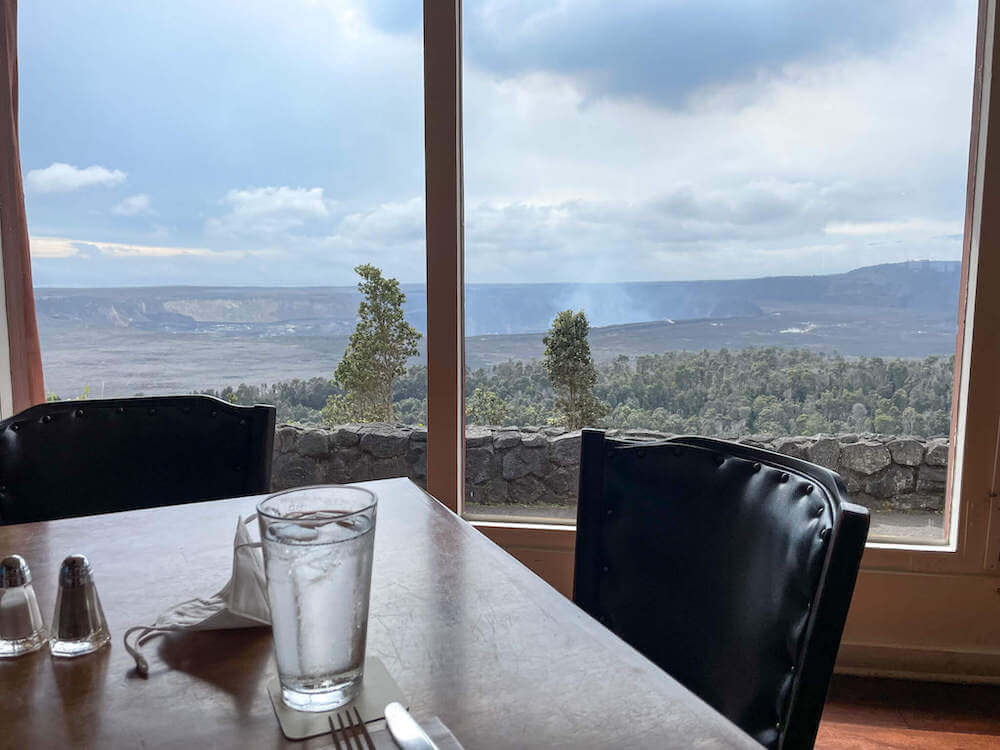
xmin=21 ymin=0 xmax=976 ymax=287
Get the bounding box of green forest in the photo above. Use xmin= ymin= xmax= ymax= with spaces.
xmin=203 ymin=347 xmax=955 ymax=438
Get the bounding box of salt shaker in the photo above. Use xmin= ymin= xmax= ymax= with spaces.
xmin=50 ymin=554 xmax=110 ymax=657
xmin=0 ymin=554 xmax=48 ymax=657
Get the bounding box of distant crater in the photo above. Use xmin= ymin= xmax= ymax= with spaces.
xmin=163 ymin=298 xmax=280 ymax=323
xmin=707 ymin=298 xmax=763 ymax=318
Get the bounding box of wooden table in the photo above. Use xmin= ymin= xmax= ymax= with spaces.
xmin=0 ymin=478 xmax=758 ymax=749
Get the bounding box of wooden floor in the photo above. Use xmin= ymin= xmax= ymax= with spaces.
xmin=815 ymin=675 xmax=1000 ymax=749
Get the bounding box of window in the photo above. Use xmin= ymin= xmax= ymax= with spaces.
xmin=21 ymin=2 xmax=428 ymax=436
xmin=456 ymin=0 xmax=1000 ymax=680
xmin=460 ymin=0 xmax=979 ymax=548
xmin=7 ymin=0 xmax=1000 ymax=681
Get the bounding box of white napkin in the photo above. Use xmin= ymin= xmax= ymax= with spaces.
xmin=365 ymin=717 xmax=465 ymax=750
xmin=124 ymin=515 xmax=270 ymax=675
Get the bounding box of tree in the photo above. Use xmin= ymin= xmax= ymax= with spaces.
xmin=466 ymin=387 xmax=509 ymax=425
xmin=873 ymin=410 xmax=899 ymax=434
xmin=205 ymin=346 xmax=954 ymax=436
xmin=324 ymin=264 xmax=421 ymax=423
xmin=542 ymin=310 xmax=608 ymax=429
xmin=849 ymin=402 xmax=870 ymax=432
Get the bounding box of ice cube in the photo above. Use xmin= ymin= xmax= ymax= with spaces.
xmin=270 ymin=522 xmax=320 ymax=543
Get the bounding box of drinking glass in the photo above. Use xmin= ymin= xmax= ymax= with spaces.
xmin=258 ymin=485 xmax=377 ymax=712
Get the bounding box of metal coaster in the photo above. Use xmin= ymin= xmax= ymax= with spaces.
xmin=267 ymin=657 xmax=407 ymax=740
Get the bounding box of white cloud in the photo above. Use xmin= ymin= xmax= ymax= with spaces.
xmin=25 ymin=162 xmax=126 ymax=193
xmin=22 ymin=0 xmax=978 ymax=286
xmin=334 ymin=198 xmax=424 ymax=244
xmin=303 ymin=198 xmax=427 ymax=283
xmin=112 ymin=193 xmax=154 ymax=216
xmin=224 ymin=186 xmax=328 ymax=218
xmin=206 ymin=186 xmax=330 ymax=237
xmin=460 ymin=189 xmax=964 ymax=283
xmin=30 ymin=236 xmax=80 ymax=258
xmin=824 ymin=219 xmax=963 ymax=237
xmin=29 ymin=235 xmax=258 ymax=260
xmin=456 ymin=0 xmax=975 ymax=281
xmin=89 ymin=241 xmax=245 ymax=259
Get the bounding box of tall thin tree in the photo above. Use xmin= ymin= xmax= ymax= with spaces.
xmin=323 ymin=264 xmax=421 ymax=423
xmin=542 ymin=309 xmax=608 ymax=430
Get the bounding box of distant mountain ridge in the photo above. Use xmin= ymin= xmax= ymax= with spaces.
xmin=35 ymin=261 xmax=962 ymax=397
xmin=35 ymin=260 xmax=961 ymax=338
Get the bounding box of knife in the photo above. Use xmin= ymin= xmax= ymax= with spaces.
xmin=384 ymin=702 xmax=441 ymax=750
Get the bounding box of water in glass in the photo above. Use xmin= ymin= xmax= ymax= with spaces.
xmin=259 ymin=486 xmax=376 ymax=712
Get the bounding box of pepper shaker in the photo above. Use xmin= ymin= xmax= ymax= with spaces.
xmin=50 ymin=554 xmax=110 ymax=657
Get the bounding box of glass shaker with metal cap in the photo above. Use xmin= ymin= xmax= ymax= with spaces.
xmin=0 ymin=554 xmax=48 ymax=657
xmin=50 ymin=554 xmax=110 ymax=657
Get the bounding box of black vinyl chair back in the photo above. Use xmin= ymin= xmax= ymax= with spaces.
xmin=0 ymin=396 xmax=275 ymax=524
xmin=574 ymin=430 xmax=869 ymax=749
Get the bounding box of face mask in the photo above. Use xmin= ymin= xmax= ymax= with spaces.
xmin=124 ymin=515 xmax=270 ymax=675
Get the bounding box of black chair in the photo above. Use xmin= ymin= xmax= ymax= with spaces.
xmin=0 ymin=395 xmax=275 ymax=524
xmin=574 ymin=430 xmax=869 ymax=750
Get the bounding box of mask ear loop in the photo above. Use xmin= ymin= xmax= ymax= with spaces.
xmin=124 ymin=623 xmax=191 ymax=676
xmin=237 ymin=513 xmax=263 ymax=551
xmin=123 ymin=625 xmax=154 ymax=675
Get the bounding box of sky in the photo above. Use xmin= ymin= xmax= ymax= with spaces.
xmin=20 ymin=0 xmax=977 ymax=287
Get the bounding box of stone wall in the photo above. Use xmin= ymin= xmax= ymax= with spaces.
xmin=272 ymin=424 xmax=949 ymax=513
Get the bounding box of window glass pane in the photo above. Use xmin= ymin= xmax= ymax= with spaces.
xmin=23 ymin=3 xmax=428 ymax=487
xmin=462 ymin=0 xmax=976 ymax=544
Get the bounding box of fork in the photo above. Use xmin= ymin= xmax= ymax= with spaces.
xmin=329 ymin=706 xmax=376 ymax=750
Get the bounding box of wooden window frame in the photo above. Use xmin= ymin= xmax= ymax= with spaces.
xmin=424 ymin=0 xmax=465 ymax=512
xmin=3 ymin=0 xmax=994 ymax=681
xmin=423 ymin=0 xmax=1000 ymax=680
xmin=860 ymin=0 xmax=994 ymax=574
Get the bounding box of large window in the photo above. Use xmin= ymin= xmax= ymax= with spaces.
xmin=460 ymin=0 xmax=978 ymax=547
xmin=21 ymin=2 xmax=427 ymax=433
xmin=8 ymin=0 xmax=1000 ymax=681
xmin=23 ymin=3 xmax=979 ymax=546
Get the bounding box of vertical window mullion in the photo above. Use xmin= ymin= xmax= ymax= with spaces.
xmin=423 ymin=0 xmax=465 ymax=513
xmin=957 ymin=0 xmax=1000 ymax=570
